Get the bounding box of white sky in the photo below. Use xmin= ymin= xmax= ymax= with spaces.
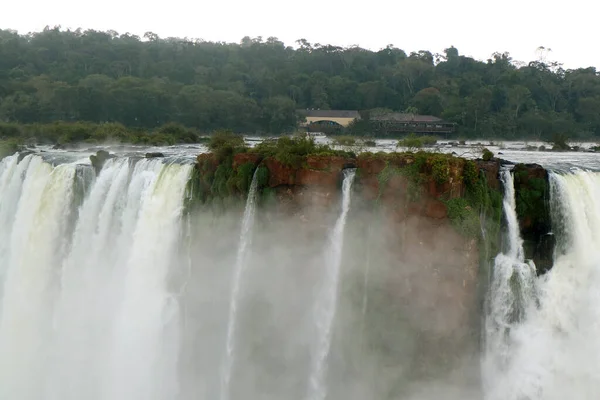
xmin=2 ymin=0 xmax=597 ymax=69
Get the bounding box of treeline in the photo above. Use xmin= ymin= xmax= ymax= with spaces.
xmin=0 ymin=121 xmax=204 ymax=146
xmin=1 ymin=27 xmax=600 ymax=139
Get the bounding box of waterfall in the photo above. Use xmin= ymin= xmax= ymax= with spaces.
xmin=501 ymin=169 xmax=525 ymax=261
xmin=483 ymin=169 xmax=537 ymax=397
xmin=306 ymin=168 xmax=356 ymax=400
xmin=0 ymin=155 xmax=34 ymax=291
xmin=8 ymin=148 xmax=600 ymax=400
xmin=0 ymin=158 xmax=76 ymax=400
xmin=0 ymin=155 xmax=191 ymax=400
xmin=484 ymin=169 xmax=600 ymax=400
xmin=220 ymin=169 xmax=260 ymax=400
xmin=105 ymin=161 xmax=191 ymax=400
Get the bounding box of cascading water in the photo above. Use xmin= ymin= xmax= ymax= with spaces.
xmin=220 ymin=170 xmax=260 ymax=400
xmin=0 ymin=158 xmax=76 ymax=400
xmin=306 ymin=168 xmax=356 ymax=400
xmin=6 ymin=147 xmax=600 ymax=400
xmin=106 ymin=161 xmax=191 ymax=400
xmin=483 ymin=169 xmax=537 ymax=397
xmin=0 ymin=154 xmax=191 ymax=400
xmin=484 ymin=169 xmax=600 ymax=400
xmin=0 ymin=155 xmax=34 ymax=291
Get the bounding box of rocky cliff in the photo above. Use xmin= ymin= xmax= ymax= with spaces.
xmin=512 ymin=163 xmax=553 ymax=274
xmin=189 ymin=145 xmax=553 ymax=388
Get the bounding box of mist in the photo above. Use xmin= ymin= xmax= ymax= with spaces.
xmin=0 ymin=154 xmax=483 ymax=400
xmin=177 ymin=177 xmax=483 ymax=400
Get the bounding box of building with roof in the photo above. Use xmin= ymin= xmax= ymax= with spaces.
xmin=296 ymin=109 xmax=456 ymax=136
xmin=371 ymin=113 xmax=455 ymax=135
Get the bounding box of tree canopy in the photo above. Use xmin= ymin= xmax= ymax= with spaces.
xmin=1 ymin=27 xmax=599 ymax=139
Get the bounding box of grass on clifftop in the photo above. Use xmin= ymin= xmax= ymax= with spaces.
xmin=199 ymin=137 xmax=504 ymax=244
xmin=208 ymin=130 xmax=356 ymax=168
xmin=189 ymin=132 xmax=356 ymax=209
xmin=251 ymin=135 xmax=355 ymax=167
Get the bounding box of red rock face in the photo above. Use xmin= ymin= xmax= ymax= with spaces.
xmin=424 ymin=199 xmax=448 ymax=219
xmin=198 ymin=152 xmax=497 ymax=379
xmin=475 ymin=160 xmax=501 ymax=190
xmin=263 ymin=157 xmax=297 ymax=187
xmin=197 ymin=153 xmax=216 ymax=166
xmin=305 ymin=155 xmax=349 ymax=171
xmin=358 ymin=175 xmax=379 ymax=201
xmin=296 ymin=169 xmax=339 ymax=186
xmin=232 ymin=152 xmax=261 ymax=169
xmin=262 ymin=156 xmax=352 ymax=188
xmin=357 ymin=156 xmax=387 ymax=175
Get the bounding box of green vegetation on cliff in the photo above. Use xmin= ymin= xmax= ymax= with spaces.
xmin=514 ymin=169 xmax=548 ymax=228
xmin=189 ymin=134 xmax=503 ymax=257
xmin=1 ymin=28 xmax=600 ymax=139
xmin=364 ymin=150 xmax=503 ymax=241
xmin=252 ymin=135 xmax=354 ymax=168
xmin=187 ymin=133 xmax=354 ymax=208
xmin=512 ymin=163 xmax=552 ymax=273
xmin=450 ymin=162 xmax=503 ymax=242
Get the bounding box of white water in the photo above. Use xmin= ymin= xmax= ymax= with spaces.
xmin=0 ymin=155 xmax=34 ymax=292
xmin=306 ymin=168 xmax=356 ymax=400
xmin=5 ymin=148 xmax=600 ymax=400
xmin=220 ymin=170 xmax=260 ymax=400
xmin=483 ymin=169 xmax=537 ymax=397
xmin=106 ymin=161 xmax=191 ymax=400
xmin=0 ymin=157 xmax=76 ymax=400
xmin=485 ymin=169 xmax=600 ymax=400
xmin=501 ymin=169 xmax=525 ymax=262
xmin=0 ymin=155 xmax=191 ymax=400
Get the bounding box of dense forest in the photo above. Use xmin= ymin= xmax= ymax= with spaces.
xmin=1 ymin=27 xmax=600 ymax=141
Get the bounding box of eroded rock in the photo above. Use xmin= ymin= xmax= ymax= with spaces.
xmin=512 ymin=163 xmax=552 ymax=274
xmin=89 ymin=150 xmax=114 ymax=174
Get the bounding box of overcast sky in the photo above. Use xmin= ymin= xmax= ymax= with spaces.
xmin=2 ymin=0 xmax=596 ymax=69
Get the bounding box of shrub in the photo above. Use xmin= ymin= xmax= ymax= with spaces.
xmin=332 ymin=135 xmax=357 ymax=146
xmin=463 ymin=160 xmax=479 ymax=187
xmin=211 ymin=163 xmax=234 ymax=197
xmin=445 ymin=198 xmax=480 ymax=238
xmin=421 ymin=136 xmax=439 ymax=146
xmin=482 ymin=148 xmax=494 ymax=161
xmin=345 ymin=118 xmax=372 ymax=135
xmin=397 ymin=133 xmax=423 ymax=150
xmin=234 ymin=162 xmax=256 ymax=193
xmin=362 ymin=139 xmax=377 ymax=147
xmin=0 ymin=123 xmax=23 ymax=138
xmin=397 ymin=134 xmax=438 ymax=150
xmin=430 ymin=155 xmax=450 ymax=184
xmin=550 ymin=133 xmax=570 ymax=151
xmin=256 ymin=165 xmax=269 ymax=188
xmin=252 ymin=135 xmax=352 ymax=167
xmin=209 ymin=130 xmax=247 ymax=162
xmin=157 ymin=122 xmax=199 ymax=143
xmin=0 ymin=138 xmax=21 ymax=160
xmin=93 ymin=123 xmax=130 ymax=142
